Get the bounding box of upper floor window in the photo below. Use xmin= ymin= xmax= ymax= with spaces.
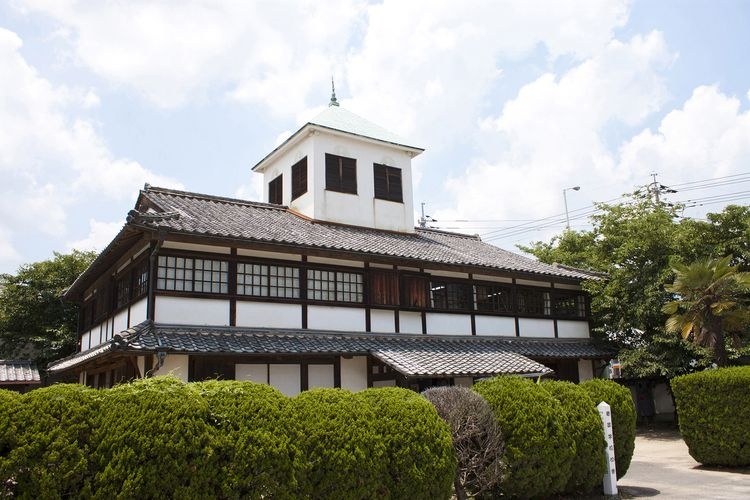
xmin=115 ymin=275 xmax=131 ymax=309
xmin=373 ymin=164 xmax=403 ymax=203
xmin=552 ymin=293 xmax=587 ymax=319
xmin=431 ymin=280 xmax=473 ymax=311
xmin=517 ymin=288 xmax=551 ymax=316
xmin=325 ymin=153 xmax=357 ymax=194
xmin=401 ymin=274 xmax=429 ymax=308
xmin=237 ymin=263 xmax=300 ymax=298
xmin=307 ymin=269 xmax=363 ymax=303
xmin=475 ymin=283 xmax=513 ymax=313
xmin=291 ymin=157 xmax=308 ymax=201
xmin=132 ymin=260 xmax=149 ymax=299
xmin=370 ymin=270 xmax=399 ymax=306
xmin=157 ymin=256 xmax=228 ymax=294
xmin=269 ymin=175 xmax=283 ymax=205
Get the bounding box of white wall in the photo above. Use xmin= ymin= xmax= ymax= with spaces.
xmin=154 ymin=354 xmax=189 ymax=382
xmin=308 ymin=364 xmax=335 ymax=389
xmin=399 ymin=311 xmax=422 ymax=334
xmin=557 ymin=320 xmax=590 ymax=338
xmin=307 ymin=305 xmax=365 ymax=331
xmin=426 ymin=313 xmax=472 ymax=335
xmin=236 ymin=248 xmax=301 ymax=261
xmin=129 ymin=298 xmax=148 ymax=327
xmin=372 ymin=379 xmax=396 ymax=388
xmin=113 ymin=309 xmax=128 ymax=336
xmin=475 ymin=316 xmax=516 ymax=336
xmin=155 ymin=296 xmax=230 ymax=325
xmin=518 ymin=318 xmax=555 ymax=338
xmin=454 ymin=376 xmax=474 ymax=387
xmin=236 ymin=363 xmax=268 ymax=383
xmin=516 ymin=279 xmax=551 ymax=287
xmin=370 ymin=309 xmax=395 ymax=333
xmin=81 ymin=331 xmax=91 ymax=351
xmin=269 ymin=364 xmax=301 ymax=396
xmin=235 ymin=302 xmax=302 ymax=329
xmin=340 ymin=356 xmax=368 ymax=391
xmin=578 ymin=359 xmax=594 ymax=381
xmin=259 ymin=137 xmax=315 ymax=208
xmin=162 ymin=241 xmax=230 ymax=254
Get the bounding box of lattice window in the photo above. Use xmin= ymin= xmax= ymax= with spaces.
xmin=552 ymin=293 xmax=587 ymax=318
xmin=475 ymin=284 xmax=513 ymax=313
xmin=157 ymin=256 xmax=228 ymax=294
xmin=133 ymin=260 xmax=149 ymax=298
xmin=115 ymin=275 xmax=131 ymax=308
xmin=307 ymin=269 xmax=363 ymax=303
xmin=516 ymin=288 xmax=551 ymax=315
xmin=237 ymin=263 xmax=300 ymax=298
xmin=431 ymin=280 xmax=473 ymax=310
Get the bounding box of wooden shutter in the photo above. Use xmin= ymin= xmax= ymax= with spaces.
xmin=291 ymin=157 xmax=307 ymax=200
xmin=374 ymin=164 xmax=388 ymax=199
xmin=325 ymin=153 xmax=357 ymax=194
xmin=401 ymin=274 xmax=429 ymax=308
xmin=388 ymin=167 xmax=403 ymax=202
xmin=268 ymin=175 xmax=283 ymax=204
xmin=370 ymin=270 xmax=399 ymax=305
xmin=374 ymin=164 xmax=402 ymax=202
xmin=325 ymin=153 xmax=339 ymax=191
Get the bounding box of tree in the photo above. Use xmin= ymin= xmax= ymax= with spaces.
xmin=662 ymin=256 xmax=750 ymax=367
xmin=0 ymin=250 xmax=97 ymax=370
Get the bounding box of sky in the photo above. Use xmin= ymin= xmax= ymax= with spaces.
xmin=1 ymin=0 xmax=749 ymax=274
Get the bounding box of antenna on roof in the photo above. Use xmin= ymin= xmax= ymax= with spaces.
xmin=329 ymin=76 xmax=339 ymax=107
xmin=418 ymin=202 xmax=437 ymax=228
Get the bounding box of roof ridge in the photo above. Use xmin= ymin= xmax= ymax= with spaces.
xmin=416 ymin=227 xmax=481 ymax=240
xmin=144 ymin=185 xmax=287 ymax=210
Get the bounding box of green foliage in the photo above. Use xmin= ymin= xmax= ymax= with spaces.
xmin=356 ymin=387 xmax=455 ymax=500
xmin=671 ymin=366 xmax=750 ymax=466
xmin=0 ymin=250 xmax=97 ymax=367
xmin=91 ymin=377 xmax=221 ymax=498
xmin=541 ymin=381 xmax=606 ymax=494
xmin=0 ymin=384 xmax=100 ymax=499
xmin=0 ymin=389 xmax=20 ymax=497
xmin=473 ymin=376 xmax=575 ymax=499
xmin=663 ymin=256 xmax=750 ymax=366
xmin=580 ymin=379 xmax=636 ymax=479
xmin=194 ymin=380 xmax=296 ymax=499
xmin=290 ymin=388 xmax=385 ymax=499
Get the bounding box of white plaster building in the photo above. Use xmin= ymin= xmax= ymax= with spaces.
xmin=49 ymin=91 xmax=612 ymax=394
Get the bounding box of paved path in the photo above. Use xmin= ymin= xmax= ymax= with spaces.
xmin=619 ymin=426 xmax=750 ymax=499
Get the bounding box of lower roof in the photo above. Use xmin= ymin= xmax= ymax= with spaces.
xmin=0 ymin=360 xmax=41 ymax=385
xmin=49 ymin=322 xmax=614 ymax=379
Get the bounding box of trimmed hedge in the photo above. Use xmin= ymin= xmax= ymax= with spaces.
xmin=580 ymin=379 xmax=636 ymax=479
xmin=90 ymin=377 xmax=221 ymax=497
xmin=541 ymin=380 xmax=606 ymax=494
xmin=195 ymin=380 xmax=296 ymax=499
xmin=356 ymin=387 xmax=455 ymax=500
xmin=671 ymin=366 xmax=750 ymax=466
xmin=0 ymin=384 xmax=100 ymax=498
xmin=474 ymin=376 xmax=575 ymax=499
xmin=0 ymin=389 xmax=20 ymax=497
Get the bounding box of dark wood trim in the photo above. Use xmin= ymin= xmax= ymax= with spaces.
xmin=367 ymin=356 xmax=373 ymax=388
xmin=421 ymin=311 xmax=427 ymax=335
xmin=301 ymin=363 xmax=309 ymax=391
xmin=229 ymin=248 xmax=237 ymax=326
xmin=333 ymin=356 xmax=341 ymax=388
xmin=394 ymin=309 xmax=400 ymax=333
xmin=144 ymin=354 xmax=153 ymax=377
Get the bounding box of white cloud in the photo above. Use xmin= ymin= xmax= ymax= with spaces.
xmin=443 ymin=31 xmax=673 ymax=233
xmin=66 ymin=219 xmax=123 ymax=252
xmin=234 ymin=174 xmax=264 ymax=203
xmin=0 ymin=27 xmax=182 ymax=268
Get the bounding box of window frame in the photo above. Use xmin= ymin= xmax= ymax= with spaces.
xmin=291 ymin=157 xmax=308 ymax=201
xmin=325 ymin=153 xmax=357 ymax=194
xmin=373 ymin=163 xmax=403 ymax=203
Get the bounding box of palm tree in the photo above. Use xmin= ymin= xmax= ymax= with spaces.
xmin=662 ymin=256 xmax=750 ymax=367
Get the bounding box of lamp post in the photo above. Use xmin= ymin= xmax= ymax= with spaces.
xmin=563 ymin=186 xmax=580 ymax=230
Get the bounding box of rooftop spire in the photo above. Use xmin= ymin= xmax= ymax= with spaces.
xmin=329 ymin=76 xmax=339 ymax=107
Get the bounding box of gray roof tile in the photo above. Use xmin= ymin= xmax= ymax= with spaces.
xmin=0 ymin=360 xmax=41 ymax=384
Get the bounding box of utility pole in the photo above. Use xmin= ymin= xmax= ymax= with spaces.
xmin=418 ymin=202 xmax=436 ymax=228
xmin=649 ymin=173 xmax=660 ymax=203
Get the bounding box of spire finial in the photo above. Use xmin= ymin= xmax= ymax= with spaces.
xmin=329 ymin=76 xmax=339 ymax=107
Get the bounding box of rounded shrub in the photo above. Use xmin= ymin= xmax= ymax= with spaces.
xmin=194 ymin=380 xmax=297 ymax=499
xmin=0 ymin=389 xmax=20 ymax=497
xmin=541 ymin=380 xmax=606 ymax=494
xmin=90 ymin=376 xmax=221 ymax=498
xmin=671 ymin=366 xmax=750 ymax=466
xmin=290 ymin=388 xmax=385 ymax=499
xmin=422 ymin=386 xmax=505 ymax=499
xmin=0 ymin=384 xmax=101 ymax=498
xmin=580 ymin=379 xmax=636 ymax=479
xmin=473 ymin=376 xmax=575 ymax=499
xmin=356 ymin=387 xmax=455 ymax=500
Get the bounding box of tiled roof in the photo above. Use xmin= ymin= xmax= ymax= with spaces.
xmin=0 ymin=360 xmax=41 ymax=384
xmin=48 ymin=321 xmax=614 ymax=376
xmin=131 ymin=186 xmax=594 ymax=281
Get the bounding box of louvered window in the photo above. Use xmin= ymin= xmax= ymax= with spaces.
xmin=291 ymin=157 xmax=308 ymax=200
xmin=373 ymin=164 xmax=403 ymax=202
xmin=325 ymin=153 xmax=357 ymax=194
xmin=268 ymin=175 xmax=283 ymax=205
xmin=370 ymin=270 xmax=399 ymax=306
xmin=401 ymin=274 xmax=429 ymax=308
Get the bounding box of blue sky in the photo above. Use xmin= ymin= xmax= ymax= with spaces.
xmin=1 ymin=0 xmax=749 ymax=273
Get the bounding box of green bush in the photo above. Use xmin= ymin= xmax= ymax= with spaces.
xmin=0 ymin=384 xmax=101 ymax=499
xmin=356 ymin=387 xmax=455 ymax=500
xmin=474 ymin=376 xmax=575 ymax=499
xmin=580 ymin=379 xmax=636 ymax=479
xmin=0 ymin=389 xmax=20 ymax=497
xmin=195 ymin=380 xmax=296 ymax=499
xmin=90 ymin=377 xmax=221 ymax=498
xmin=290 ymin=388 xmax=385 ymax=499
xmin=671 ymin=366 xmax=750 ymax=466
xmin=541 ymin=380 xmax=606 ymax=494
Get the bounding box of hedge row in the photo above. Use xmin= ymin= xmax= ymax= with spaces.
xmin=671 ymin=366 xmax=750 ymax=466
xmin=473 ymin=377 xmax=634 ymax=498
xmin=0 ymin=378 xmax=455 ymax=499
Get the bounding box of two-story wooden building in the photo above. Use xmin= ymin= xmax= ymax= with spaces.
xmin=49 ymin=93 xmax=612 ymax=394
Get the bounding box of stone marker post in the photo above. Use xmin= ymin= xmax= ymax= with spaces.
xmin=597 ymin=401 xmax=618 ymax=495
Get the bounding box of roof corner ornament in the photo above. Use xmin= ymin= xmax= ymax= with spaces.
xmin=329 ymin=76 xmax=339 ymax=107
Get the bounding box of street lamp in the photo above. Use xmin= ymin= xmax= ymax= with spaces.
xmin=563 ymin=186 xmax=581 ymax=230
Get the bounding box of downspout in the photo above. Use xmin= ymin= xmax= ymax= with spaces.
xmin=146 ymin=229 xmax=167 ymax=321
